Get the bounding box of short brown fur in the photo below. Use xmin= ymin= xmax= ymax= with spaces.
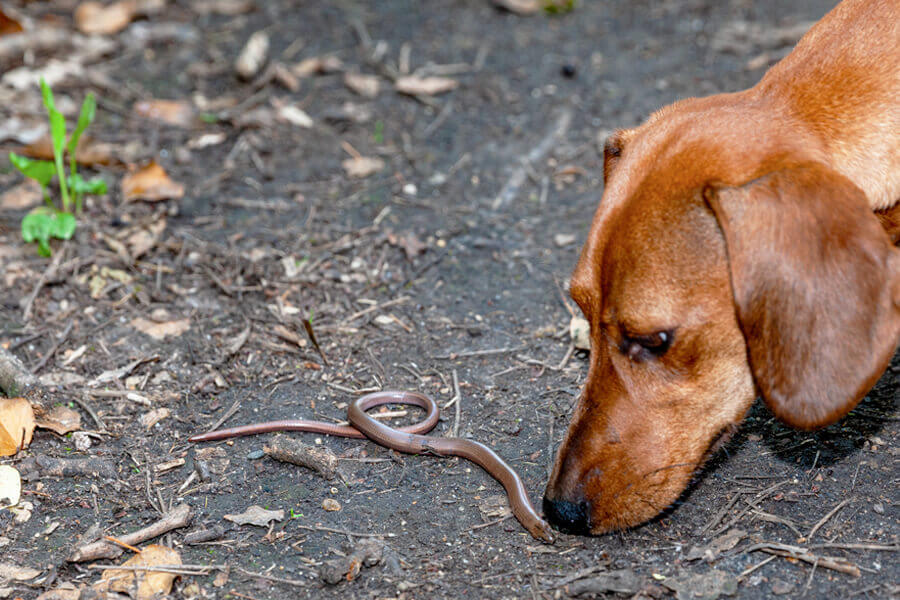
xmin=545 ymin=0 xmax=900 ymax=534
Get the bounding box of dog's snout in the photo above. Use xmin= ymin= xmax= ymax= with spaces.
xmin=543 ymin=495 xmax=591 ymax=535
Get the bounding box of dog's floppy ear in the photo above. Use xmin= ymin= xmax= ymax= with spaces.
xmin=704 ymin=163 xmax=900 ymax=430
xmin=603 ymin=129 xmax=635 ymax=185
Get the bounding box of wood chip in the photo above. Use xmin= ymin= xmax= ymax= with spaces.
xmin=395 ymin=75 xmax=458 ymax=96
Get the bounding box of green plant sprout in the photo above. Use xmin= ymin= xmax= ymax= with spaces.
xmin=8 ymin=79 xmax=107 ymax=256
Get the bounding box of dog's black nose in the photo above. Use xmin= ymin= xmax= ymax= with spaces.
xmin=543 ymin=495 xmax=591 ymax=535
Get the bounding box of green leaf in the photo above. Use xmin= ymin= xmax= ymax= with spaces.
xmin=68 ymin=173 xmax=107 ymax=196
xmin=9 ymin=153 xmax=55 ymax=186
xmin=67 ymin=93 xmax=96 ymax=157
xmin=40 ymin=78 xmax=56 ymax=113
xmin=50 ymin=211 xmax=76 ymax=239
xmin=21 ymin=207 xmax=76 ymax=258
xmin=49 ymin=109 xmax=66 ymax=159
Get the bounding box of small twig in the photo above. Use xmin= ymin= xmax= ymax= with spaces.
xmin=746 ymin=542 xmax=860 ymax=577
xmin=102 ymin=536 xmax=143 ymax=554
xmin=451 ymin=370 xmax=461 ymax=437
xmin=806 ymin=499 xmax=850 ymax=542
xmin=431 ymin=346 xmax=524 ymax=360
xmin=340 ymin=296 xmax=410 ymax=326
xmin=68 ymin=504 xmax=194 ymax=562
xmin=295 ymin=524 xmax=395 ymax=538
xmin=30 ymin=320 xmax=74 ymax=373
xmin=464 ymin=514 xmax=512 ymax=533
xmin=74 ymin=394 xmax=106 ymax=430
xmin=202 ymin=398 xmax=242 ymax=434
xmin=23 ymin=242 xmax=66 ymax=321
xmin=738 ymin=555 xmax=777 ymax=580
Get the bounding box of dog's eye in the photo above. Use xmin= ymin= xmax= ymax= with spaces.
xmin=622 ymin=330 xmax=673 ymax=360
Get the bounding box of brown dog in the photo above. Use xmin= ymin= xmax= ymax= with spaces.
xmin=543 ymin=0 xmax=900 ymax=534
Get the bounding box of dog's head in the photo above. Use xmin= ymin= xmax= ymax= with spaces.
xmin=543 ymin=98 xmax=900 ymax=534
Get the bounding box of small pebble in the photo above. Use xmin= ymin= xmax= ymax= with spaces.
xmin=247 ymin=449 xmax=265 ymax=460
xmin=402 ymin=183 xmax=418 ymax=196
xmin=322 ymin=498 xmax=341 ymax=512
xmin=873 ymin=502 xmax=884 ymax=514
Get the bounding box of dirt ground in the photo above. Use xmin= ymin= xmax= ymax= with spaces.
xmin=0 ymin=1 xmax=897 ymax=599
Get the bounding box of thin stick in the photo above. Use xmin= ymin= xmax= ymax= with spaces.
xmin=31 ymin=320 xmax=74 ymax=373
xmin=451 ymin=370 xmax=461 ymax=437
xmin=431 ymin=346 xmax=524 ymax=360
xmin=806 ymin=499 xmax=850 ymax=541
xmin=294 ymin=524 xmax=395 ymax=538
xmin=341 ymin=296 xmax=410 ymax=325
xmin=23 ymin=242 xmax=66 ymax=321
xmin=746 ymin=542 xmax=860 ymax=577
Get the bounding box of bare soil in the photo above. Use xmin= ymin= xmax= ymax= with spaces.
xmin=1 ymin=1 xmax=896 ymax=599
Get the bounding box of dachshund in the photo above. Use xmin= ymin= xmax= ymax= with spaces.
xmin=543 ymin=0 xmax=900 ymax=534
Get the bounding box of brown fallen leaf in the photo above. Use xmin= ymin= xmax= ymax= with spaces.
xmin=139 ymin=407 xmax=170 ymax=429
xmin=344 ymin=72 xmax=380 ymax=98
xmin=35 ymin=406 xmax=82 ymax=435
xmin=133 ymin=99 xmax=195 ymax=128
xmin=75 ymin=1 xmax=136 ymax=35
xmin=98 ymin=544 xmax=181 ymax=600
xmin=0 ymin=6 xmax=23 ymax=36
xmin=224 ymin=505 xmax=284 ymax=527
xmin=0 ymin=562 xmax=41 ymax=582
xmin=19 ymin=135 xmax=116 ymax=167
xmin=124 ymin=217 xmax=166 ymax=259
xmin=0 ymin=180 xmax=42 ymax=210
xmin=0 ymin=398 xmax=35 ymax=457
xmin=395 ymin=75 xmax=458 ymax=96
xmin=342 ymin=156 xmax=384 ymax=178
xmin=130 ymin=316 xmax=190 ymax=340
xmin=35 ymin=584 xmax=83 ymax=600
xmin=492 ymin=0 xmax=542 ymax=15
xmin=387 ymin=231 xmax=426 ymax=260
xmin=292 ymin=55 xmax=343 ymax=77
xmin=122 ymin=162 xmax=185 ymax=202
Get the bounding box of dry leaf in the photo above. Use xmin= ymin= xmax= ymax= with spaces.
xmin=35 ymin=406 xmax=82 ymax=435
xmin=0 ymin=398 xmax=35 ymax=457
xmin=0 ymin=465 xmax=21 ymax=508
xmin=99 ymin=545 xmax=181 ymax=600
xmin=0 ymin=7 xmax=24 ymax=36
xmin=130 ymin=316 xmax=190 ymax=340
xmin=0 ymin=562 xmax=40 ymax=582
xmin=235 ymin=30 xmax=269 ymax=80
xmin=35 ymin=583 xmax=83 ymax=600
xmin=344 ymin=72 xmax=380 ymax=98
xmin=0 ymin=117 xmax=46 ymax=145
xmin=387 ymin=232 xmax=426 ymax=260
xmin=122 ymin=162 xmax=185 ymax=202
xmin=276 ymin=104 xmax=313 ymax=128
xmin=342 ymin=156 xmax=384 ymax=178
xmin=395 ymin=75 xmax=458 ymax=96
xmin=139 ymin=407 xmax=170 ymax=429
xmin=0 ymin=181 xmax=42 ymax=210
xmin=75 ymin=1 xmax=136 ymax=35
xmin=124 ymin=217 xmax=166 ymax=259
xmin=292 ymin=55 xmax=343 ymax=77
xmin=224 ymin=505 xmax=284 ymax=527
xmin=20 ymin=135 xmax=116 ymax=167
xmin=492 ymin=0 xmax=542 ymax=15
xmin=133 ymin=99 xmax=195 ymax=128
